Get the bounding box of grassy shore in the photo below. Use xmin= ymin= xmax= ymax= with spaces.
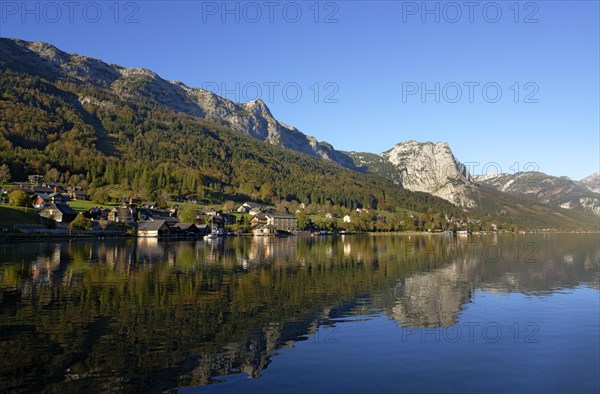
xmin=67 ymin=200 xmax=118 ymax=211
xmin=0 ymin=205 xmax=40 ymax=231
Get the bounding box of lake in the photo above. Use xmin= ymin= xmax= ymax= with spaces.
xmin=1 ymin=234 xmax=599 ymax=393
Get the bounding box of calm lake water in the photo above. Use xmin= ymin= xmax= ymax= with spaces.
xmin=1 ymin=234 xmax=599 ymax=393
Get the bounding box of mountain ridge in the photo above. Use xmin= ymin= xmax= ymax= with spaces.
xmin=0 ymin=37 xmax=360 ymax=170
xmin=1 ymin=37 xmax=598 ymax=230
xmin=476 ymin=171 xmax=600 ymax=216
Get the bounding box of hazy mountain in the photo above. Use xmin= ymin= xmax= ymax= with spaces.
xmin=476 ymin=172 xmax=600 ymax=216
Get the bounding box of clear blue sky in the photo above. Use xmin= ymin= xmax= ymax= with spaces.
xmin=1 ymin=1 xmax=598 ymax=179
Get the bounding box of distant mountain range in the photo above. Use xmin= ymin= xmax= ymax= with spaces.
xmin=0 ymin=37 xmax=598 ymax=229
xmin=476 ymin=172 xmax=600 ymax=216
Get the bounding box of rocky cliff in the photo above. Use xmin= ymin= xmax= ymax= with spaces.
xmin=346 ymin=141 xmax=477 ymax=207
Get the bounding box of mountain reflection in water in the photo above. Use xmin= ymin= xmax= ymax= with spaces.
xmin=0 ymin=234 xmax=598 ymax=392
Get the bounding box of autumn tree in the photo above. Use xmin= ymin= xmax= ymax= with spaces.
xmin=45 ymin=167 xmax=60 ymax=183
xmin=223 ymin=200 xmax=236 ymax=212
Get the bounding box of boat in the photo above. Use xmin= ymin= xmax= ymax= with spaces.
xmin=204 ymin=219 xmax=220 ymax=240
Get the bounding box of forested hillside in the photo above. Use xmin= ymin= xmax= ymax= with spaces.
xmin=0 ymin=70 xmax=461 ymax=216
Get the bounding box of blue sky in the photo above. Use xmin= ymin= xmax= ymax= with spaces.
xmin=1 ymin=0 xmax=598 ymax=179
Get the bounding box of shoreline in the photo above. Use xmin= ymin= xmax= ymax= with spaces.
xmin=1 ymin=230 xmax=597 ymax=244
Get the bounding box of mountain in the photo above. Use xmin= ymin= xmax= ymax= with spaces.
xmin=476 ymin=172 xmax=600 ymax=216
xmin=580 ymin=173 xmax=600 ymax=193
xmin=346 ymin=141 xmax=476 ymax=207
xmin=345 ymin=142 xmax=600 ymax=226
xmin=0 ymin=37 xmax=462 ymax=218
xmin=0 ymin=38 xmax=358 ymax=169
xmin=0 ymin=37 xmax=598 ymax=230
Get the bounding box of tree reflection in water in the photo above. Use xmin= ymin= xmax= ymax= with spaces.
xmin=0 ymin=234 xmax=598 ymax=392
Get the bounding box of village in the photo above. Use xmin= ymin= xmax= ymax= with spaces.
xmin=0 ymin=175 xmax=302 ymax=238
xmin=0 ymin=174 xmax=508 ymax=239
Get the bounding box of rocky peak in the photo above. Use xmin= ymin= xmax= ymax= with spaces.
xmin=243 ymin=99 xmax=272 ymax=116
xmin=380 ymin=140 xmax=476 ymax=207
xmin=580 ymin=173 xmax=600 ymax=193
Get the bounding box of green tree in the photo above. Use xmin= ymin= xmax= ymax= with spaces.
xmin=8 ymin=190 xmax=31 ymax=207
xmin=0 ymin=164 xmax=11 ymax=187
xmin=179 ymin=204 xmax=198 ymax=223
xmin=92 ymin=188 xmax=110 ymax=204
xmin=70 ymin=213 xmax=93 ymax=231
xmin=296 ymin=210 xmax=308 ymax=230
xmin=156 ymin=190 xmax=170 ymax=208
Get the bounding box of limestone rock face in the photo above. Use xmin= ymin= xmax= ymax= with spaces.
xmin=381 ymin=141 xmax=476 ymax=207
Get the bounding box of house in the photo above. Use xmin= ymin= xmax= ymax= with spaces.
xmin=32 ymin=193 xmax=51 ymax=209
xmin=237 ymin=202 xmax=263 ymax=214
xmin=28 ymin=175 xmax=45 ymax=185
xmin=32 ymin=185 xmax=53 ymax=194
xmin=220 ymin=212 xmax=237 ymax=225
xmin=250 ymin=211 xmax=268 ymax=227
xmin=137 ymin=220 xmax=171 ymax=237
xmin=33 ymin=193 xmax=69 ymax=209
xmin=108 ymin=204 xmax=137 ymax=223
xmin=68 ymin=187 xmax=88 ymax=200
xmin=196 ymin=209 xmax=233 ymax=224
xmin=49 ymin=192 xmax=68 ymax=204
xmin=253 ymin=224 xmax=278 ymax=236
xmin=39 ymin=203 xmax=79 ymax=224
xmin=343 ymin=215 xmax=352 ymax=223
xmin=356 ymin=208 xmax=369 ymax=216
xmin=265 ymin=214 xmax=297 ymax=232
xmin=83 ymin=208 xmax=110 ymax=221
xmin=129 ymin=195 xmax=143 ymax=205
xmin=171 ymin=223 xmax=206 ymax=236
xmin=45 ymin=184 xmax=66 ymax=194
xmin=141 ymin=201 xmax=157 ymax=210
xmin=152 ymin=216 xmax=179 ymax=224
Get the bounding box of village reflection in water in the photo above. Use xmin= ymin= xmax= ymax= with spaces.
xmin=1 ymin=234 xmax=598 ymax=392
